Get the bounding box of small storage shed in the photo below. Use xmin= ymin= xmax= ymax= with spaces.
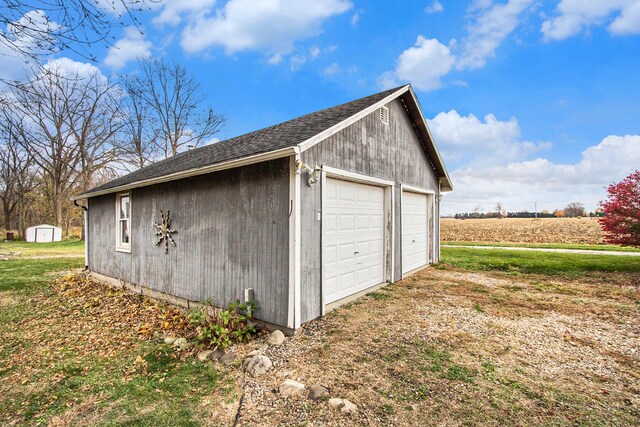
xmin=26 ymin=224 xmax=62 ymax=243
xmin=72 ymin=85 xmax=453 ymax=331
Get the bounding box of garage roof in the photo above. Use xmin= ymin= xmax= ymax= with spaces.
xmin=74 ymin=85 xmax=451 ymax=200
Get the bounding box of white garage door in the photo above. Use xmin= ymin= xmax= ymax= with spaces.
xmin=323 ymin=178 xmax=385 ymax=304
xmin=402 ymin=191 xmax=428 ymax=274
xmin=36 ymin=228 xmax=54 ymax=243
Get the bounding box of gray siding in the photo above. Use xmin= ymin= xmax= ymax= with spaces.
xmin=300 ymin=98 xmax=440 ymax=322
xmin=88 ymin=158 xmax=290 ymax=327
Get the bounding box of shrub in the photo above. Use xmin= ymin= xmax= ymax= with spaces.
xmin=189 ymin=299 xmax=258 ymax=350
xmin=599 ymin=170 xmax=640 ymax=247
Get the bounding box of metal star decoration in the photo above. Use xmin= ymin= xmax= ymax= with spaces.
xmin=153 ymin=210 xmax=177 ymax=254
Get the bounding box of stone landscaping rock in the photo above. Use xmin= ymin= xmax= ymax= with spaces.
xmin=207 ymin=350 xmax=225 ymax=362
xmin=244 ymin=354 xmax=272 ymax=377
xmin=219 ymin=352 xmax=236 ymax=366
xmin=247 ymin=349 xmax=262 ymax=357
xmin=328 ymin=398 xmax=357 ymax=414
xmin=328 ymin=398 xmax=343 ymax=408
xmin=267 ymin=330 xmax=285 ymax=346
xmin=279 ymin=379 xmax=305 ymax=397
xmin=257 ymin=343 xmax=269 ymax=351
xmin=341 ymin=399 xmax=357 ymax=414
xmin=164 ymin=336 xmax=177 ymax=344
xmin=172 ymin=338 xmax=190 ymax=350
xmin=197 ymin=350 xmax=213 ymax=362
xmin=275 ymin=369 xmax=292 ymax=379
xmin=308 ymin=385 xmax=329 ymax=401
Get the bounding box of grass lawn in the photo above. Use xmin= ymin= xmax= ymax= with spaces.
xmin=441 ymin=246 xmax=640 ymax=276
xmin=0 ymin=248 xmax=240 ymax=426
xmin=0 ymin=257 xmax=85 ymax=292
xmin=443 ymin=241 xmax=640 ymax=252
xmin=1 ymin=240 xmax=638 ymax=426
xmin=0 ymin=239 xmax=85 ymax=257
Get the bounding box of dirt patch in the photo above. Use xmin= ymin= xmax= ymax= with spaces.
xmin=0 ymin=292 xmax=18 ymax=308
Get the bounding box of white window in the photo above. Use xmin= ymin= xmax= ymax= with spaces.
xmin=116 ymin=192 xmax=131 ymax=252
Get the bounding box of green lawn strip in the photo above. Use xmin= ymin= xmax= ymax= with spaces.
xmin=442 ymin=241 xmax=640 ymax=252
xmin=0 ymin=240 xmax=85 ymax=257
xmin=441 ymin=247 xmax=640 ymax=276
xmin=1 ymin=341 xmax=236 ymax=426
xmin=0 ymin=257 xmax=84 ymax=292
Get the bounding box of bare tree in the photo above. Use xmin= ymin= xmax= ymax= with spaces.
xmin=564 ymin=202 xmax=586 ymax=218
xmin=67 ymin=72 xmax=126 ymax=193
xmin=0 ymin=1 xmax=157 ymax=65
xmin=6 ymin=63 xmax=124 ymax=231
xmin=0 ymin=113 xmax=34 ymax=236
xmin=128 ymin=58 xmax=224 ymax=159
xmin=120 ymin=74 xmax=160 ymax=169
xmin=0 ymin=145 xmax=18 ymax=231
xmin=495 ymin=202 xmax=505 ymax=219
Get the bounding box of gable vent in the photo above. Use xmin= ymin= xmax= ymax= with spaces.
xmin=379 ymin=106 xmax=389 ymax=125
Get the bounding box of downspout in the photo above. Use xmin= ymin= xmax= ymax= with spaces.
xmin=74 ymin=200 xmax=89 ymax=270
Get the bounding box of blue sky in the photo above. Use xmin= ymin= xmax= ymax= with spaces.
xmin=2 ymin=0 xmax=640 ymax=214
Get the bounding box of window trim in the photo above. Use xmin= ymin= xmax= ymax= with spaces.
xmin=115 ymin=191 xmax=132 ymax=253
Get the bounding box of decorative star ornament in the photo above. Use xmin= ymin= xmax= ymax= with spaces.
xmin=153 ymin=210 xmax=177 ymax=254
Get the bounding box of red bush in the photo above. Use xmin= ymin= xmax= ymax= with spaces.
xmin=598 ymin=170 xmax=640 ymax=247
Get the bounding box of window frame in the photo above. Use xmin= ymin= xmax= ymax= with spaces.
xmin=115 ymin=192 xmax=132 ymax=253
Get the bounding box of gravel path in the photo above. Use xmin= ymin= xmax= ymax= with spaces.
xmin=443 ymin=244 xmax=640 ymax=256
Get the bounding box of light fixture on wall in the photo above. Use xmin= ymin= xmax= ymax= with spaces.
xmin=295 ymin=160 xmax=321 ymax=187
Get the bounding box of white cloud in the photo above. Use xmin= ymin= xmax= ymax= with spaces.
xmin=379 ymin=36 xmax=455 ymax=91
xmin=309 ymin=45 xmax=321 ymax=60
xmin=456 ymin=0 xmax=535 ymax=70
xmin=323 ymin=62 xmax=342 ymax=75
xmin=351 ymin=12 xmax=360 ymax=26
xmin=425 ymin=1 xmax=444 ymax=14
xmin=43 ymin=57 xmax=109 ymax=83
xmin=152 ymin=0 xmax=217 ymax=27
xmin=180 ymin=0 xmax=352 ymax=59
xmin=104 ymin=27 xmax=152 ymax=70
xmin=289 ymin=45 xmax=322 ymax=71
xmin=0 ymin=10 xmax=60 ymax=82
xmin=441 ymin=134 xmax=640 ymax=214
xmin=290 ymin=54 xmax=306 ymax=71
xmin=542 ymin=0 xmax=640 ymax=41
xmin=428 ymin=110 xmax=551 ymax=168
xmin=609 ymin=1 xmax=640 ymax=34
xmin=380 ymin=1 xmax=534 ymax=91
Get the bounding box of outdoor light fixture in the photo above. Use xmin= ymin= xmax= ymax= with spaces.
xmin=295 ymin=160 xmax=321 ymax=187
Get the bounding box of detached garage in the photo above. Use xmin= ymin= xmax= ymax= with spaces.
xmin=72 ymin=84 xmax=452 ymax=331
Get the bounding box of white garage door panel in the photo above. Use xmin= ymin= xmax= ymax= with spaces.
xmin=402 ymin=191 xmax=428 ymax=274
xmin=36 ymin=228 xmax=54 ymax=243
xmin=324 ymin=178 xmax=385 ymax=304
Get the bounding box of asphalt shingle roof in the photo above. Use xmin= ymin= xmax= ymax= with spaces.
xmin=87 ymin=86 xmax=406 ymax=195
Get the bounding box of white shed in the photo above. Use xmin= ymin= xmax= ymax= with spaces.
xmin=26 ymin=224 xmax=62 ymax=243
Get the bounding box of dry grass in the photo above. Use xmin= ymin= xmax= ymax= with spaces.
xmin=237 ymin=268 xmax=639 ymax=426
xmin=442 ymin=217 xmax=605 ymax=244
xmin=0 ymin=273 xmax=241 ymax=426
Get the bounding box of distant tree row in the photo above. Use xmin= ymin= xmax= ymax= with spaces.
xmin=0 ymin=58 xmax=223 ymax=238
xmin=452 ymin=202 xmax=604 ymax=219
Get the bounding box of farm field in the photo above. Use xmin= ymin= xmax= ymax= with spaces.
xmin=441 ymin=217 xmax=606 ymax=245
xmin=1 ymin=241 xmax=638 ymax=425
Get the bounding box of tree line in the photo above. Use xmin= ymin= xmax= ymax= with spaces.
xmin=451 ymin=202 xmax=603 ymax=219
xmin=0 ymin=58 xmax=223 ymax=238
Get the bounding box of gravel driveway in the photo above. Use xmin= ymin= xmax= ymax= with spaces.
xmin=237 ymin=267 xmax=640 ymax=426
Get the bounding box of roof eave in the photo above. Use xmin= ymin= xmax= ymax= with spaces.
xmin=71 ymin=146 xmax=299 ymax=201
xmin=403 ymin=87 xmax=453 ymax=192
